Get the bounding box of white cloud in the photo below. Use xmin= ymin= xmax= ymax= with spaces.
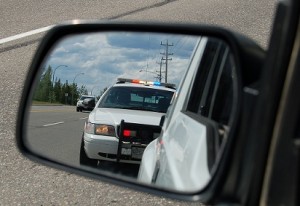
xmin=44 ymin=32 xmax=198 ymax=93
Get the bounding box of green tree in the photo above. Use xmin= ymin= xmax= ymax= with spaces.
xmin=53 ymin=79 xmax=62 ymax=103
xmin=61 ymin=80 xmax=71 ymax=104
xmin=33 ymin=65 xmax=53 ymax=102
xmin=71 ymin=83 xmax=78 ymax=105
xmin=78 ymin=85 xmax=88 ymax=96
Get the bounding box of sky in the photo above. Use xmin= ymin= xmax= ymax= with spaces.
xmin=42 ymin=31 xmax=199 ymax=96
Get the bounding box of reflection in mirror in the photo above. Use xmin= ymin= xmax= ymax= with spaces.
xmin=26 ymin=32 xmax=237 ymax=192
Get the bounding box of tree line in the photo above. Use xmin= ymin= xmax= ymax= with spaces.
xmin=33 ymin=65 xmax=88 ymax=105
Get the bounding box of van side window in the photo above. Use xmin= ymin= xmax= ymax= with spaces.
xmin=187 ymin=38 xmax=236 ymax=127
xmin=185 ymin=38 xmax=236 ymax=171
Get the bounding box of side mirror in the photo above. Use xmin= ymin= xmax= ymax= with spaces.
xmin=16 ymin=22 xmax=264 ymax=202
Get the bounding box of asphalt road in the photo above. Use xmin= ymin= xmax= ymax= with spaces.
xmin=27 ymin=106 xmax=87 ymax=166
xmin=27 ymin=106 xmax=140 ymax=178
xmin=0 ymin=0 xmax=276 ymax=205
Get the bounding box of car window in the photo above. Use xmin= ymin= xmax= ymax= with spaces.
xmin=80 ymin=96 xmax=92 ymax=100
xmin=98 ymin=86 xmax=174 ymax=113
xmin=183 ymin=38 xmax=236 ymax=170
xmin=187 ymin=38 xmax=235 ymax=127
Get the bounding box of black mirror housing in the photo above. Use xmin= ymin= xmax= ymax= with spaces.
xmin=16 ymin=21 xmax=265 ymax=203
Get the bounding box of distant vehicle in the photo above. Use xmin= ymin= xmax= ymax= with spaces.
xmin=80 ymin=78 xmax=176 ymax=166
xmin=82 ymin=97 xmax=96 ymax=111
xmin=76 ymin=95 xmax=96 ymax=112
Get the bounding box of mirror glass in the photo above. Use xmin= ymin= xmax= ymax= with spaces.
xmin=25 ymin=31 xmax=237 ymax=192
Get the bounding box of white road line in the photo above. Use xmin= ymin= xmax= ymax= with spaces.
xmin=80 ymin=117 xmax=88 ymax=120
xmin=0 ymin=25 xmax=54 ymax=44
xmin=43 ymin=121 xmax=64 ymax=127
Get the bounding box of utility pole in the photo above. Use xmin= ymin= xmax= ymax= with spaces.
xmin=159 ymin=57 xmax=163 ymax=82
xmin=156 ymin=57 xmax=165 ymax=82
xmin=161 ymin=40 xmax=173 ymax=83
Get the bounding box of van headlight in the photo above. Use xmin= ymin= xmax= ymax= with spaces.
xmin=84 ymin=122 xmax=115 ymax=136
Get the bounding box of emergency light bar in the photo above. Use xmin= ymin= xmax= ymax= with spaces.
xmin=117 ymin=78 xmax=176 ymax=89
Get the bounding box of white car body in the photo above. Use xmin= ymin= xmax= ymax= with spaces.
xmin=82 ymin=82 xmax=175 ymax=164
xmin=84 ymin=108 xmax=164 ymax=163
xmin=138 ymin=37 xmax=235 ymax=192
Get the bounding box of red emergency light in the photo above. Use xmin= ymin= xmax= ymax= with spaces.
xmin=123 ymin=129 xmax=137 ymax=138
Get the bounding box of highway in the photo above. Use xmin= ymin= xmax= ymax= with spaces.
xmin=0 ymin=0 xmax=276 ymax=205
xmin=27 ymin=106 xmax=87 ymax=166
xmin=27 ymin=105 xmax=140 ymax=178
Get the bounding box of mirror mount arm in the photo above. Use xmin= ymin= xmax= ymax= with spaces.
xmin=116 ymin=120 xmax=125 ymax=163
